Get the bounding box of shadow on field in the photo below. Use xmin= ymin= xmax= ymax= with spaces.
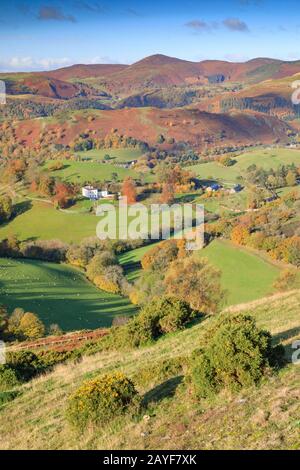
xmin=273 ymin=326 xmax=300 ymax=344
xmin=273 ymin=326 xmax=300 ymax=362
xmin=13 ymin=200 xmax=32 ymax=217
xmin=2 ymin=200 xmax=32 ymax=227
xmin=0 ymin=259 xmax=138 ymax=331
xmin=142 ymin=375 xmax=183 ymax=406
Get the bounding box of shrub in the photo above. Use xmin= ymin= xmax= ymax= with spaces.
xmin=190 ymin=314 xmax=284 ymax=398
xmin=0 ymin=365 xmax=20 ymax=391
xmin=141 ymin=240 xmax=179 ymax=271
xmin=66 ymin=372 xmax=139 ymax=429
xmin=38 ymin=349 xmax=81 ymax=368
xmin=7 ymin=351 xmax=44 ymax=381
xmin=150 ymin=297 xmax=195 ymax=334
xmin=94 ymin=265 xmax=127 ymax=294
xmin=115 ymin=297 xmax=195 ymax=348
xmin=0 ymin=390 xmax=20 ymax=406
xmin=273 ymin=269 xmax=298 ymax=292
xmin=86 ymin=250 xmax=117 ymax=281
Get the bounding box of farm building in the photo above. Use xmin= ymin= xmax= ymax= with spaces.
xmin=205 ymin=183 xmax=222 ymax=192
xmin=229 ymin=184 xmax=243 ymax=194
xmin=82 ymin=186 xmax=111 ymax=200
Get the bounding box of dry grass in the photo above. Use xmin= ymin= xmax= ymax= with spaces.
xmin=0 ymin=291 xmax=299 ymax=450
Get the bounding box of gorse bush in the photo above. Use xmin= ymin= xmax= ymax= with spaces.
xmin=7 ymin=350 xmax=46 ymax=381
xmin=0 ymin=365 xmax=20 ymax=391
xmin=113 ymin=296 xmax=196 ymax=348
xmin=66 ymin=372 xmax=139 ymax=430
xmin=190 ymin=314 xmax=284 ymax=398
xmin=6 ymin=349 xmax=82 ymax=383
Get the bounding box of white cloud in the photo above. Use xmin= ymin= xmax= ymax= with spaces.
xmin=0 ymin=57 xmax=72 ymax=72
xmin=0 ymin=55 xmax=123 ymax=73
xmin=86 ymin=56 xmax=120 ymax=64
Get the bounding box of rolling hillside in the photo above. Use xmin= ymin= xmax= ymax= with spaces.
xmin=197 ymin=72 xmax=300 ymax=116
xmin=2 ymin=55 xmax=300 ymax=100
xmin=3 ymin=107 xmax=291 ymax=149
xmin=0 ymin=290 xmax=299 ymax=450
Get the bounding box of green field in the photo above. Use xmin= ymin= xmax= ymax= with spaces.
xmin=119 ymin=243 xmax=158 ymax=281
xmin=198 ymin=239 xmax=281 ymax=305
xmin=0 ymin=258 xmax=137 ymax=331
xmin=76 ymin=148 xmax=143 ymax=162
xmin=44 ymin=146 xmax=153 ymax=183
xmin=45 ymin=160 xmax=139 ymax=184
xmin=0 ymin=200 xmax=99 ymax=243
xmin=119 ymin=237 xmax=282 ymax=305
xmin=190 ymin=148 xmax=300 ymax=185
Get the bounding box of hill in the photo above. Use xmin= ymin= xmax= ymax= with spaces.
xmin=0 ymin=73 xmax=97 ymax=100
xmin=4 ymin=107 xmax=291 ymax=149
xmin=0 ymin=290 xmax=299 ymax=449
xmin=2 ymin=55 xmax=300 ymax=102
xmin=42 ymin=56 xmax=300 ymax=92
xmin=197 ymin=72 xmax=300 ymax=117
xmin=44 ymin=64 xmax=128 ymax=81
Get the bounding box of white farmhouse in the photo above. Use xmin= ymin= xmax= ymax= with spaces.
xmin=81 ymin=186 xmax=110 ymax=200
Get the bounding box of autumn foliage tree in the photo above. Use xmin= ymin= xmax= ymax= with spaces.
xmin=19 ymin=312 xmax=45 ymax=340
xmin=141 ymin=239 xmax=181 ymax=271
xmin=53 ymin=182 xmax=73 ymax=209
xmin=164 ymin=257 xmax=225 ymax=313
xmin=0 ymin=195 xmax=13 ymax=223
xmin=160 ymin=183 xmax=174 ymax=204
xmin=122 ymin=177 xmax=137 ymax=204
xmin=230 ymin=224 xmax=250 ymax=245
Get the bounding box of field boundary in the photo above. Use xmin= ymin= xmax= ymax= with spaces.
xmin=7 ymin=328 xmax=109 ymax=352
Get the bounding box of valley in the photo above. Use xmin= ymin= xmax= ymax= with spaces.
xmin=1 ymin=52 xmax=300 ymax=453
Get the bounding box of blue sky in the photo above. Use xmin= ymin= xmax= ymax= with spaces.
xmin=0 ymin=0 xmax=300 ymax=71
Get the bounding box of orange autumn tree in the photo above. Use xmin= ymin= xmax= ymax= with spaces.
xmin=160 ymin=182 xmax=174 ymax=204
xmin=230 ymin=224 xmax=250 ymax=246
xmin=122 ymin=177 xmax=137 ymax=204
xmin=53 ymin=182 xmax=73 ymax=209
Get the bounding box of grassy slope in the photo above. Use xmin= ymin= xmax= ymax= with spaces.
xmin=76 ymin=148 xmax=143 ymax=162
xmin=45 ymin=160 xmax=139 ymax=184
xmin=189 ymin=148 xmax=300 ymax=185
xmin=0 ymin=258 xmax=137 ymax=331
xmin=199 ymin=239 xmax=280 ymax=305
xmin=0 ymin=290 xmax=299 ymax=450
xmin=0 ymin=201 xmax=98 ymax=243
xmin=119 ymin=239 xmax=282 ymax=304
